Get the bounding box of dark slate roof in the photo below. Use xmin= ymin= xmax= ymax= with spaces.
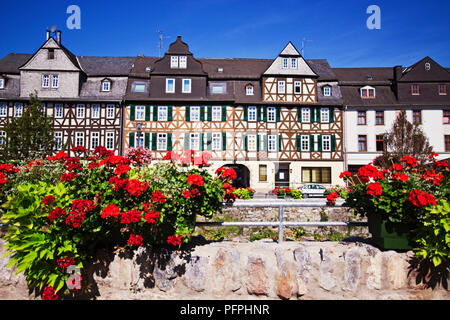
xmin=201 ymin=58 xmax=271 ymax=79
xmin=307 ymin=60 xmax=338 ymax=81
xmin=77 ymin=56 xmax=136 ymax=76
xmin=398 ymin=56 xmax=450 ymax=82
xmin=0 ymin=53 xmax=32 ymax=74
xmin=333 ymin=67 xmax=393 ymax=84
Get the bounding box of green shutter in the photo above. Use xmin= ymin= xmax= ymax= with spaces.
xmin=297 ymin=107 xmax=302 ymax=122
xmin=243 ymin=106 xmax=248 ymax=122
xmin=244 ymin=135 xmax=248 ymax=151
xmin=207 ymin=105 xmax=212 ymax=121
xmin=146 ymin=105 xmax=152 ymax=121
xmin=151 ymin=133 xmax=157 ymax=151
xmin=168 ymin=106 xmax=173 ymax=121
xmin=200 ymin=106 xmax=205 ymax=121
xmin=222 ymin=132 xmax=227 ymax=150
xmin=263 ymin=135 xmax=268 ymax=151
xmin=129 ymin=132 xmax=135 ymax=148
xmin=316 ymin=108 xmax=321 ymax=123
xmin=311 ymin=108 xmax=316 ymax=123
xmin=257 ymin=134 xmax=260 ymax=151
xmin=329 ymin=107 xmax=334 ymax=123
xmin=318 ymin=135 xmax=322 ymax=152
xmin=276 ymin=107 xmax=281 ymax=122
xmin=257 ymin=106 xmax=262 ymax=122
xmin=167 ymin=133 xmax=172 ymax=151
xmin=185 ymin=106 xmax=190 ymax=121
xmin=222 ymin=106 xmax=227 ymax=121
xmin=200 ymin=133 xmax=204 ymax=151
xmin=310 ymin=135 xmax=315 ymax=152
xmin=130 ymin=105 xmax=135 ymax=121
xmin=206 ymin=133 xmax=212 ymax=150
xmin=278 ymin=135 xmax=282 ymax=151
xmin=144 ymin=132 xmax=150 ymax=148
xmin=331 ymin=135 xmax=336 ymax=152
xmin=263 ymin=106 xmax=267 ymax=122
xmin=184 ymin=133 xmax=189 ymax=149
xmin=296 ymin=135 xmax=301 ymax=151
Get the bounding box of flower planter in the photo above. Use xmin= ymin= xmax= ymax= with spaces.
xmin=367 ymin=211 xmax=413 ymax=250
xmin=276 ymin=194 xmax=286 ymax=199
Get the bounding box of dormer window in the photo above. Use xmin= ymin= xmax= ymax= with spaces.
xmin=170 ymin=56 xmax=187 ymax=69
xmin=323 ymin=86 xmax=332 ymax=97
xmin=102 ymin=80 xmax=111 ymax=92
xmin=361 ymin=86 xmax=375 ymax=99
xmin=179 ymin=56 xmax=187 ymax=68
xmin=291 ymin=58 xmax=297 ymax=69
xmin=246 ymin=84 xmax=254 ymax=96
xmin=411 ymin=84 xmax=420 ymax=95
xmin=0 ymin=77 xmax=4 ymax=89
xmin=170 ymin=56 xmax=178 ymax=68
xmin=438 ymin=84 xmax=446 ymax=95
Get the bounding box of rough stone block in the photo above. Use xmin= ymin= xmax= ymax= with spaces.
xmin=344 ymin=248 xmax=361 ymax=291
xmin=293 ymin=246 xmax=312 ymax=296
xmin=246 ymin=256 xmax=268 ymax=296
xmin=185 ymin=255 xmax=208 ymax=292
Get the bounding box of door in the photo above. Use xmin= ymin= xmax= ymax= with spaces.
xmin=275 ymin=163 xmax=290 ymax=187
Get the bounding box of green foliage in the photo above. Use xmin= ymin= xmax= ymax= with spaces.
xmin=249 ymin=227 xmax=278 ymax=242
xmin=234 ymin=187 xmax=255 ymax=200
xmin=289 ymin=188 xmax=302 ymax=199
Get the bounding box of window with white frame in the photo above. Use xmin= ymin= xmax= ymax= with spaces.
xmin=42 ymin=75 xmax=50 ymax=88
xmin=55 ymin=104 xmax=63 ymax=118
xmin=0 ymin=131 xmax=6 ymax=146
xmin=51 ymin=74 xmax=59 ymax=88
xmin=102 ymin=80 xmax=111 ymax=92
xmin=294 ymin=81 xmax=302 ymax=94
xmin=182 ymin=79 xmax=191 ymax=93
xmin=170 ymin=56 xmax=178 ymax=68
xmin=76 ymin=104 xmax=85 ymax=118
xmin=190 ymin=106 xmax=200 ymax=121
xmin=320 ymin=108 xmax=330 ymax=123
xmin=157 ymin=133 xmax=167 ymax=150
xmin=210 ymin=83 xmax=226 ymax=94
xmin=212 ymin=106 xmax=221 ymax=121
xmin=106 ymin=131 xmax=114 ymax=150
xmin=179 ymin=56 xmax=187 ymax=69
xmin=158 ymin=106 xmax=168 ymax=121
xmin=190 ymin=133 xmax=200 ymax=150
xmin=14 ymin=104 xmax=23 ymax=117
xmin=282 ymin=58 xmax=289 ymax=69
xmin=322 ymin=135 xmax=331 ymax=151
xmin=106 ymin=104 xmax=115 ymax=119
xmin=301 ymin=107 xmax=310 ymax=123
xmin=247 ymin=135 xmax=257 ymax=151
xmin=246 ymin=85 xmax=254 ymax=96
xmin=166 ymin=78 xmax=175 ymax=93
xmin=135 ymin=105 xmax=145 ymax=121
xmin=135 ymin=134 xmax=144 ymax=147
xmin=92 ymin=104 xmax=100 ymax=119
xmin=0 ymin=103 xmax=6 ymax=117
xmin=0 ymin=78 xmax=4 ymax=89
xmin=267 ymin=107 xmax=276 ymax=122
xmin=75 ymin=132 xmax=85 ymax=147
xmin=291 ymin=58 xmax=297 ymax=69
xmin=278 ymin=80 xmax=285 ymax=94
xmin=323 ymin=86 xmax=332 ymax=96
xmin=248 ymin=106 xmax=257 ymax=121
xmin=212 ymin=133 xmax=221 ymax=150
xmin=54 ymin=132 xmax=63 ymax=150
xmin=268 ymin=135 xmax=277 ymax=151
xmin=301 ymin=135 xmax=309 ymax=151
xmin=90 ymin=132 xmax=100 ymax=150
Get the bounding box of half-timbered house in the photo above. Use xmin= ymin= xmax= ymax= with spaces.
xmin=123 ymin=36 xmax=345 ymax=192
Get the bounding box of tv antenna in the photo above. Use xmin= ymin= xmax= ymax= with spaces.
xmin=300 ymin=38 xmax=312 ymax=57
xmin=156 ymin=30 xmax=170 ymax=57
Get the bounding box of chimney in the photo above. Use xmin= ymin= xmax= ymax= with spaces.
xmin=394 ymin=66 xmax=402 ymax=82
xmin=46 ymin=30 xmax=50 ymax=40
xmin=56 ymin=30 xmax=61 ymax=45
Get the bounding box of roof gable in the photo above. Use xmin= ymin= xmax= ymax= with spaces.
xmin=399 ymin=57 xmax=450 ymax=82
xmin=279 ymin=42 xmax=301 ymax=56
xmin=264 ymin=42 xmax=317 ymax=77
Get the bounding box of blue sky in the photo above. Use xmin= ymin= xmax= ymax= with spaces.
xmin=1 ymin=0 xmax=449 ymax=67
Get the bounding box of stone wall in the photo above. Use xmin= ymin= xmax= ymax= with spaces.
xmin=1 ymin=239 xmax=448 ymax=300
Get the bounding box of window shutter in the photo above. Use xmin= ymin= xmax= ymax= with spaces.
xmin=200 ymin=105 xmax=205 ymax=121
xmin=130 ymin=105 xmax=135 ymax=121
xmin=144 ymin=132 xmax=150 ymax=149
xmin=263 ymin=106 xmax=267 ymax=122
xmin=185 ymin=106 xmax=190 ymax=121
xmin=276 ymin=107 xmax=281 ymax=122
xmin=257 ymin=134 xmax=260 ymax=151
xmin=310 ymin=108 xmax=316 ymax=123
xmin=184 ymin=133 xmax=189 ymax=150
xmin=317 ymin=135 xmax=322 ymax=152
xmin=168 ymin=106 xmax=173 ymax=121
xmin=222 ymin=132 xmax=227 ymax=150
xmin=146 ymin=105 xmax=152 ymax=121
xmin=316 ymin=108 xmax=321 ymax=123
xmin=206 ymin=133 xmax=212 ymax=150
xmin=243 ymin=106 xmax=248 ymax=122
xmin=129 ymin=132 xmax=135 ymax=148
xmin=329 ymin=107 xmax=334 ymax=123
xmin=207 ymin=106 xmax=212 ymax=121
xmin=244 ymin=135 xmax=248 ymax=151
xmin=296 ymin=135 xmax=301 ymax=151
xmin=263 ymin=135 xmax=268 ymax=151
xmin=221 ymin=106 xmax=227 ymax=121
xmin=278 ymin=134 xmax=282 ymax=151
xmin=309 ymin=135 xmax=315 ymax=151
xmin=200 ymin=133 xmax=204 ymax=151
xmin=331 ymin=135 xmax=336 ymax=152
xmin=151 ymin=133 xmax=157 ymax=151
xmin=297 ymin=107 xmax=302 ymax=122
xmin=257 ymin=106 xmax=262 ymax=122
xmin=167 ymin=133 xmax=172 ymax=151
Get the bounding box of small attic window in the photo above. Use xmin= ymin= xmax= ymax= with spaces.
xmin=102 ymin=80 xmax=111 ymax=92
xmin=145 ymin=66 xmax=151 ymax=72
xmin=366 ymin=74 xmax=373 ymax=80
xmin=246 ymin=84 xmax=254 ymax=96
xmin=425 ymin=62 xmax=431 ymax=71
xmin=48 ymin=49 xmax=55 ymax=60
xmin=323 ymin=85 xmax=332 ymax=97
xmin=217 ymin=67 xmax=223 ymax=73
xmin=361 ymin=86 xmax=375 ymax=99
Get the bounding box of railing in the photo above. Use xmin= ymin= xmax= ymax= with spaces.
xmin=196 ymin=200 xmax=368 ymax=243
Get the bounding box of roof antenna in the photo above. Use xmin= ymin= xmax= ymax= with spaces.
xmin=301 ymin=38 xmax=312 ymax=57
xmin=156 ymin=30 xmax=170 ymax=58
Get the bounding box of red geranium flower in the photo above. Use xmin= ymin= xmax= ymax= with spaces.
xmin=428 ymin=152 xmax=439 ymax=159
xmin=366 ymin=182 xmax=382 ymax=196
xmin=151 ymin=190 xmax=166 ymax=203
xmin=339 ymin=171 xmax=351 ymax=179
xmin=128 ymin=234 xmax=143 ymax=247
xmin=357 ymin=163 xmax=383 ymax=182
xmin=42 ymin=195 xmax=56 ymax=206
xmin=389 ymin=163 xmax=404 ymax=172
xmin=401 ymin=155 xmax=418 ymax=167
xmin=190 ymin=188 xmax=201 ymax=198
xmin=42 ymin=286 xmax=58 ymax=300
xmin=71 ymin=146 xmax=87 ymax=153
xmin=187 ymin=174 xmax=204 ymax=186
xmin=61 ymin=172 xmax=78 ymax=182
xmin=114 ymin=164 xmax=131 ymax=176
xmin=57 ymin=256 xmax=76 ymax=271
xmin=48 ymin=207 xmax=66 ymax=222
xmin=88 ymin=161 xmax=99 ymax=169
xmin=167 ymin=234 xmax=183 ymax=247
xmin=121 ymin=209 xmax=142 ymax=224
xmin=101 ymin=204 xmax=121 ymax=219
xmin=408 ymin=189 xmax=437 ymax=207
xmin=163 ymin=151 xmax=180 ymax=161
xmin=182 ymin=190 xmax=191 ymax=198
xmin=144 ymin=210 xmax=160 ymax=224
xmin=392 ymin=172 xmax=408 ymax=182
xmin=125 ymin=179 xmax=148 ymax=197
xmin=327 ymin=192 xmax=338 ymax=202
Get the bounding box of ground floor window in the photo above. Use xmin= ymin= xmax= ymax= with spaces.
xmin=301 ymin=167 xmax=331 ymax=184
xmin=54 ymin=132 xmax=62 ymax=150
xmin=445 ymin=135 xmax=450 ymax=152
xmin=106 ymin=132 xmax=114 ymax=150
xmin=259 ymin=164 xmax=267 ymax=182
